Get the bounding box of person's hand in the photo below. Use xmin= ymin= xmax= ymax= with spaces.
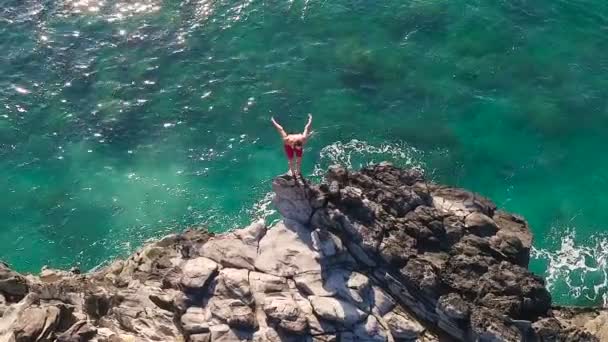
xmin=308 ymin=114 xmax=312 ymax=120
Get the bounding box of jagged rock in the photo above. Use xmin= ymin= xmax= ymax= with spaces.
xmin=371 ymin=286 xmax=396 ymax=316
xmin=346 ymin=240 xmax=377 ymax=267
xmin=478 ymin=293 xmax=522 ymax=318
xmin=436 ymin=293 xmax=470 ymax=321
xmin=181 ymin=307 xmax=210 ymax=334
xmin=0 ymin=165 xmax=605 ymax=342
xmin=384 ymin=309 xmax=425 ymax=340
xmin=13 ymin=306 xmax=61 ymax=342
xmin=353 ymin=315 xmax=388 ymax=342
xmin=293 ymin=272 xmax=336 ymax=297
xmin=492 ymin=211 xmax=532 ymax=267
xmin=0 ymin=262 xmax=28 ymax=299
xmin=489 ymin=232 xmax=527 ymax=267
xmin=443 ymin=215 xmax=465 ymax=247
xmin=431 ymin=186 xmax=496 ymax=218
xmin=252 ymin=327 xmax=282 ymax=342
xmin=436 ymin=293 xmax=471 ymax=340
xmin=198 ymin=219 xmax=263 ymax=273
xmin=312 ymin=270 xmax=374 ymax=312
xmin=309 ymin=296 xmax=367 ymax=328
xmin=105 ymin=287 xmax=181 ymax=340
xmin=272 ymin=175 xmax=313 ymax=224
xmin=208 ymin=298 xmax=255 ymax=329
xmin=201 ymin=236 xmax=257 ymax=270
xmin=252 ymin=326 xmax=312 ymax=342
xmin=465 ymin=212 xmax=499 ymax=237
xmin=0 ymin=293 xmax=6 ymax=316
xmin=345 ymin=272 xmax=372 ymax=307
xmin=56 ymin=320 xmax=97 ymax=342
xmin=149 ymin=289 xmax=182 ymax=312
xmin=39 ymin=268 xmax=71 ymax=283
xmin=209 ymin=324 xmax=252 ymax=342
xmin=213 ymin=268 xmax=252 ymax=304
xmin=255 ymin=220 xmax=322 ymax=277
xmin=190 ymin=333 xmax=211 ymax=342
xmin=311 ymin=229 xmax=340 ymax=257
xmin=470 ymin=308 xmax=522 ymax=342
xmin=531 ymin=317 xmax=564 ymax=340
xmin=291 ymin=290 xmax=337 ymax=336
xmin=441 ymin=252 xmax=495 ymax=295
xmin=83 ymin=291 xmax=111 ymax=319
xmin=477 ymin=261 xmax=551 ymax=319
xmin=378 ymin=229 xmax=417 ymax=268
xmin=249 ymin=272 xmax=287 ymax=294
xmin=262 ymin=292 xmax=308 ymax=334
xmin=233 ymin=219 xmax=267 ymax=245
xmin=583 ymin=311 xmax=608 ymax=341
xmin=400 ymin=258 xmax=440 ymax=296
xmin=181 ymin=257 xmax=218 ymax=290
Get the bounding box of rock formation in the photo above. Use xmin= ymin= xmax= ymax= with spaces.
xmin=0 ymin=163 xmax=605 ymax=341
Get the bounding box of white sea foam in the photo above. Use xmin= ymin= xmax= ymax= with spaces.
xmin=531 ymin=229 xmax=608 ymax=307
xmin=249 ymin=191 xmax=277 ymax=223
xmin=311 ymin=139 xmax=424 ymax=177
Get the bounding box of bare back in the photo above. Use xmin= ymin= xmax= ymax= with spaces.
xmin=283 ymin=133 xmax=307 ymax=147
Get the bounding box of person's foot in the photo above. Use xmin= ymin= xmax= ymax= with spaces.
xmin=296 ymin=171 xmax=305 ymax=182
xmin=286 ymin=170 xmax=298 ymax=181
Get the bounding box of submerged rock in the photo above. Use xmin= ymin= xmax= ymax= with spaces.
xmin=0 ymin=165 xmax=604 ymax=341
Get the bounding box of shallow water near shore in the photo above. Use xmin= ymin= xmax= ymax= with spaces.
xmin=1 ymin=0 xmax=608 ymax=306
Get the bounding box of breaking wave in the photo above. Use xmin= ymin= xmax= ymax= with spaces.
xmin=311 ymin=139 xmax=424 ymax=178
xmin=247 ymin=190 xmax=279 ymax=226
xmin=531 ymin=229 xmax=608 ymax=307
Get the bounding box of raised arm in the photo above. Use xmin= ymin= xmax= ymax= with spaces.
xmin=271 ymin=117 xmax=288 ymax=138
xmin=303 ymin=114 xmax=313 ymax=137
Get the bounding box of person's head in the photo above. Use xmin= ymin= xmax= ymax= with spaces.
xmin=294 ymin=140 xmax=303 ymax=148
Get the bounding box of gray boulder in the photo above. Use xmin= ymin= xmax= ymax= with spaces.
xmin=12 ymin=306 xmax=60 ymax=342
xmin=383 ymin=310 xmax=425 ymax=341
xmin=181 ymin=257 xmax=218 ymax=290
xmin=309 ymin=296 xmax=367 ymax=328
xmin=56 ymin=320 xmax=97 ymax=342
xmin=181 ymin=307 xmax=210 ymax=334
xmin=262 ymin=292 xmax=308 ymax=334
xmin=255 ymin=220 xmax=322 ymax=277
xmin=208 ymin=298 xmax=255 ymax=329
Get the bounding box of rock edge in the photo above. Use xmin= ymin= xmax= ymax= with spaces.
xmin=0 ymin=163 xmax=605 ymax=342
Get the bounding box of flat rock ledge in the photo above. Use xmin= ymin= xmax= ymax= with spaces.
xmin=0 ymin=163 xmax=606 ymax=342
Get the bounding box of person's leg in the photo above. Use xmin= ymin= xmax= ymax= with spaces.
xmin=288 ymin=158 xmax=296 ymax=176
xmin=296 ymin=157 xmax=302 ymax=177
xmin=284 ymin=145 xmax=295 ymax=176
xmin=295 ymin=148 xmax=304 ymax=177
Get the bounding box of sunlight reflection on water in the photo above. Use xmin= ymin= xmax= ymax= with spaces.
xmin=62 ymin=0 xmax=161 ymax=18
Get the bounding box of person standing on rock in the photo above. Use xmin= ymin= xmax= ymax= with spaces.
xmin=271 ymin=114 xmax=313 ymax=179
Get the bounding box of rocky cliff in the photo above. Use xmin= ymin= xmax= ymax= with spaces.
xmin=0 ymin=164 xmax=606 ymax=342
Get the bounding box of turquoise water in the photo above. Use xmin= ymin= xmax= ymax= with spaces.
xmin=1 ymin=0 xmax=608 ymax=306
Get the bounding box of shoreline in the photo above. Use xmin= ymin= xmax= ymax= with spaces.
xmin=0 ymin=164 xmax=606 ymax=341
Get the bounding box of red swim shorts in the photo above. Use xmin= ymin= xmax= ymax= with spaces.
xmin=284 ymin=145 xmax=303 ymax=159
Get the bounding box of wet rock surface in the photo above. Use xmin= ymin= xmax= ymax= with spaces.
xmin=0 ymin=164 xmax=604 ymax=341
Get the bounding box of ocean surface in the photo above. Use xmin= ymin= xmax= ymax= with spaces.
xmin=1 ymin=0 xmax=608 ymax=306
